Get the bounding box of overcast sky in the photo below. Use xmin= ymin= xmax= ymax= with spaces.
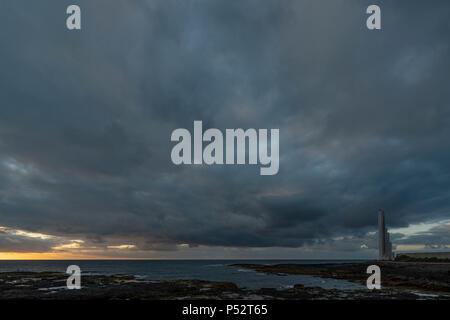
xmin=0 ymin=0 xmax=449 ymax=259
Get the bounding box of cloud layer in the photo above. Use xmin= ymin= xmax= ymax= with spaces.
xmin=0 ymin=0 xmax=449 ymax=258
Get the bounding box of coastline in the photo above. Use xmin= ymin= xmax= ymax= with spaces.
xmin=232 ymin=261 xmax=450 ymax=296
xmin=0 ymin=261 xmax=449 ymax=300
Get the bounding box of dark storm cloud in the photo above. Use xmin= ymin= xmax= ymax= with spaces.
xmin=0 ymin=0 xmax=449 ymax=255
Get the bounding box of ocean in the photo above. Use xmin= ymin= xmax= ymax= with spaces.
xmin=0 ymin=260 xmax=367 ymax=290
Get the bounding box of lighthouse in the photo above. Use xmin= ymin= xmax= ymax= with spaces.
xmin=378 ymin=210 xmax=393 ymax=260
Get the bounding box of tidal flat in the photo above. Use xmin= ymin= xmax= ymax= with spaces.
xmin=232 ymin=261 xmax=450 ymax=297
xmin=0 ymin=261 xmax=448 ymax=300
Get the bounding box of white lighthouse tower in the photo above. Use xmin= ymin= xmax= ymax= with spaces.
xmin=378 ymin=210 xmax=393 ymax=260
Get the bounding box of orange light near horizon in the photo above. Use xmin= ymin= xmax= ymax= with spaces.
xmin=0 ymin=252 xmax=160 ymax=260
xmin=0 ymin=252 xmax=102 ymax=260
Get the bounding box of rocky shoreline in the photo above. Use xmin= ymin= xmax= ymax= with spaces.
xmin=232 ymin=261 xmax=450 ymax=297
xmin=0 ymin=261 xmax=449 ymax=300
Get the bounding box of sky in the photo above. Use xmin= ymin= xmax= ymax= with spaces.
xmin=0 ymin=0 xmax=449 ymax=259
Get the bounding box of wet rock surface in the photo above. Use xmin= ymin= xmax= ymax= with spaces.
xmin=0 ymin=262 xmax=449 ymax=300
xmin=232 ymin=261 xmax=450 ymax=297
xmin=0 ymin=272 xmax=241 ymax=300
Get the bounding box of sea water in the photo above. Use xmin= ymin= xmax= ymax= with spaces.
xmin=0 ymin=259 xmax=366 ymax=290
